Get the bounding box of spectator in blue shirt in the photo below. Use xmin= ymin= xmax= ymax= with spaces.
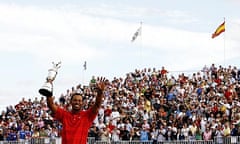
xmin=6 ymin=129 xmax=17 ymax=141
xmin=140 ymin=127 xmax=149 ymax=142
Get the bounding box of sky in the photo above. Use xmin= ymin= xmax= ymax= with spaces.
xmin=0 ymin=0 xmax=240 ymax=111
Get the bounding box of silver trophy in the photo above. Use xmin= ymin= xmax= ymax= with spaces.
xmin=39 ymin=62 xmax=61 ymax=97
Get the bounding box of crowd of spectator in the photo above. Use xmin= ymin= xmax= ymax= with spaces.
xmin=0 ymin=64 xmax=240 ymax=143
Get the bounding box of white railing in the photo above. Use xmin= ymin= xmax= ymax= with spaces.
xmin=1 ymin=136 xmax=240 ymax=144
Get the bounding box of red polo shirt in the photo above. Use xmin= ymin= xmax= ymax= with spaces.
xmin=54 ymin=107 xmax=97 ymax=144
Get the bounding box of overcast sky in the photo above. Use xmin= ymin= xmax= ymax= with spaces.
xmin=0 ymin=0 xmax=240 ymax=111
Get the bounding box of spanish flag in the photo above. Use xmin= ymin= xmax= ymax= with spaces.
xmin=212 ymin=21 xmax=225 ymax=39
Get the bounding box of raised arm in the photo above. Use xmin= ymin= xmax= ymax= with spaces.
xmin=47 ymin=96 xmax=58 ymax=114
xmin=92 ymin=77 xmax=106 ymax=114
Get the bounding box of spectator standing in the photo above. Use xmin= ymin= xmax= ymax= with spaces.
xmin=142 ymin=119 xmax=150 ymax=131
xmin=110 ymin=106 xmax=120 ymax=126
xmin=214 ymin=124 xmax=224 ymax=144
xmin=230 ymin=123 xmax=238 ymax=136
xmin=119 ymin=125 xmax=130 ymax=141
xmin=99 ymin=127 xmax=110 ymax=142
xmin=181 ymin=123 xmax=189 ymax=140
xmin=165 ymin=126 xmax=173 ymax=141
xmin=18 ymin=125 xmax=32 ymax=142
xmin=150 ymin=127 xmax=158 ymax=144
xmin=32 ymin=127 xmax=40 ymax=138
xmin=223 ymin=122 xmax=231 ymax=137
xmin=125 ymin=119 xmax=132 ymax=132
xmin=111 ymin=127 xmax=120 ymax=142
xmin=104 ymin=105 xmax=112 ymax=123
xmin=88 ymin=124 xmax=100 ymax=140
xmin=0 ymin=128 xmax=4 ymax=141
xmin=39 ymin=127 xmax=48 ymax=138
xmin=195 ymin=127 xmax=202 ymax=140
xmin=139 ymin=126 xmax=149 ymax=142
xmin=157 ymin=125 xmax=166 ymax=142
xmin=129 ymin=128 xmax=139 ymax=141
xmin=6 ymin=129 xmax=17 ymax=141
xmin=176 ymin=128 xmax=185 ymax=140
xmin=203 ymin=127 xmax=212 ymax=140
xmin=160 ymin=66 xmax=168 ymax=78
xmin=49 ymin=127 xmax=58 ymax=143
xmin=97 ymin=119 xmax=106 ymax=130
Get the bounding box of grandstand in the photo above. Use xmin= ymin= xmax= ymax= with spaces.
xmin=0 ymin=64 xmax=240 ymax=144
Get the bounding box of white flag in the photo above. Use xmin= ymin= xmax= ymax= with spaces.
xmin=131 ymin=26 xmax=141 ymax=42
xmin=83 ymin=61 xmax=87 ymax=70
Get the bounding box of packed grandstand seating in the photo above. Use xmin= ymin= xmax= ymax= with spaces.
xmin=0 ymin=64 xmax=240 ymax=143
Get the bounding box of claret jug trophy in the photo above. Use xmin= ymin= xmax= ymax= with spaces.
xmin=39 ymin=62 xmax=61 ymax=97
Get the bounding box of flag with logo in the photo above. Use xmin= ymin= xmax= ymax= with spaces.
xmin=131 ymin=26 xmax=142 ymax=42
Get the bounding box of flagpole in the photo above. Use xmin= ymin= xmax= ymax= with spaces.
xmin=82 ymin=69 xmax=85 ymax=85
xmin=140 ymin=22 xmax=143 ymax=69
xmin=82 ymin=61 xmax=87 ymax=85
xmin=212 ymin=19 xmax=226 ymax=67
xmin=223 ymin=17 xmax=226 ymax=67
xmin=131 ymin=22 xmax=143 ymax=69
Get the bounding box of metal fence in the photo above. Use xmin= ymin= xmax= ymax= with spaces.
xmin=214 ymin=136 xmax=240 ymax=144
xmin=1 ymin=136 xmax=240 ymax=144
xmin=0 ymin=138 xmax=58 ymax=144
xmin=93 ymin=140 xmax=214 ymax=144
xmin=91 ymin=136 xmax=240 ymax=144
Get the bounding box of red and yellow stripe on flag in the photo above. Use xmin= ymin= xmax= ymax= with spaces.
xmin=212 ymin=21 xmax=225 ymax=39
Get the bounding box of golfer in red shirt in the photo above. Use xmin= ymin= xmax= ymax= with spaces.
xmin=46 ymin=77 xmax=106 ymax=144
